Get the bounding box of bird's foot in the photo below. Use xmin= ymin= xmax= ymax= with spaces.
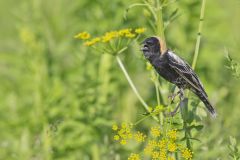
xmin=168 ymin=90 xmax=181 ymax=104
xmin=168 ymin=94 xmax=176 ymax=104
xmin=165 ymin=103 xmax=181 ymax=117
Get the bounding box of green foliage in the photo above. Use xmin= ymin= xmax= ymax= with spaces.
xmin=0 ymin=0 xmax=240 ymax=159
xmin=229 ymin=136 xmax=240 ymax=160
xmin=226 ymin=53 xmax=240 ymax=79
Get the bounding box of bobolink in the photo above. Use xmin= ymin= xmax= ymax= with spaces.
xmin=141 ymin=36 xmax=216 ymax=117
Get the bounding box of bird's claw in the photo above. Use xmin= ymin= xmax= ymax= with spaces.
xmin=168 ymin=93 xmax=176 ymax=104
xmin=164 ymin=102 xmax=181 ymax=117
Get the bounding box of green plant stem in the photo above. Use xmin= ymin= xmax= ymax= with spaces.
xmin=116 ymin=56 xmax=159 ymax=122
xmin=157 ymin=81 xmax=166 ymax=105
xmin=155 ymin=0 xmax=165 ymax=41
xmin=155 ymin=82 xmax=160 ymax=106
xmin=152 ymin=71 xmax=161 ymax=106
xmin=153 ymin=73 xmax=164 ymax=125
xmin=155 ymin=0 xmax=166 ymax=126
xmin=134 ymin=114 xmax=152 ymax=125
xmin=192 ymin=0 xmax=207 ymax=70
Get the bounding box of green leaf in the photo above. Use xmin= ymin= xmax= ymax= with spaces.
xmin=189 ymin=124 xmax=204 ymax=131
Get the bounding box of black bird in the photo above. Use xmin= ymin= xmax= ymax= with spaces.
xmin=141 ymin=36 xmax=216 ymax=117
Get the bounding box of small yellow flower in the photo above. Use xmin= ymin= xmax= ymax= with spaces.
xmin=155 ymin=105 xmax=164 ymax=113
xmin=83 ymin=37 xmax=100 ymax=46
xmin=118 ymin=28 xmax=132 ymax=36
xmin=91 ymin=37 xmax=101 ymax=43
xmin=120 ymin=139 xmax=127 ymax=145
xmin=121 ymin=122 xmax=127 ymax=129
xmin=148 ymin=107 xmax=153 ymax=112
xmin=84 ymin=41 xmax=94 ymax=46
xmin=152 ymin=151 xmax=160 ymax=159
xmin=144 ymin=145 xmax=153 ymax=155
xmin=158 ymin=139 xmax=167 ymax=149
xmin=109 ymin=31 xmax=119 ymax=38
xmin=181 ymin=148 xmax=193 ymax=160
xmin=159 ymin=150 xmax=167 ymax=160
xmin=113 ymin=123 xmax=133 ymax=145
xmin=128 ymin=153 xmax=140 ymax=160
xmin=128 ymin=133 xmax=133 ymax=138
xmin=125 ymin=128 xmax=131 ymax=134
xmin=135 ymin=28 xmax=146 ymax=34
xmin=150 ymin=127 xmax=161 ymax=137
xmin=112 ymin=124 xmax=118 ymax=131
xmin=74 ymin=31 xmax=91 ymax=40
xmin=168 ymin=142 xmax=177 ymax=152
xmin=114 ymin=135 xmax=120 ymax=141
xmin=167 ymin=129 xmax=177 ymax=141
xmin=134 ymin=131 xmax=146 ymax=142
xmin=118 ymin=129 xmax=124 ymax=136
xmin=101 ymin=31 xmax=119 ymax=42
xmin=146 ymin=62 xmax=153 ymax=71
xmin=148 ymin=140 xmax=157 ymax=147
xmin=102 ymin=35 xmax=112 ymax=42
xmin=120 ymin=133 xmax=127 ymax=139
xmin=125 ymin=33 xmax=136 ymax=38
xmin=144 ymin=140 xmax=157 ymax=155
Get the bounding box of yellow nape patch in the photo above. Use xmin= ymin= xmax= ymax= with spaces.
xmin=160 ymin=39 xmax=167 ymax=53
xmin=154 ymin=36 xmax=167 ymax=54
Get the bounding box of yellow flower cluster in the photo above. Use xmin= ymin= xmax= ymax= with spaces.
xmin=112 ymin=123 xmax=133 ymax=145
xmin=168 ymin=142 xmax=177 ymax=152
xmin=155 ymin=105 xmax=165 ymax=113
xmin=112 ymin=124 xmax=193 ymax=160
xmin=128 ymin=153 xmax=140 ymax=160
xmin=112 ymin=123 xmax=149 ymax=145
xmin=144 ymin=139 xmax=170 ymax=159
xmin=150 ymin=126 xmax=161 ymax=137
xmin=74 ymin=31 xmax=90 ymax=40
xmin=134 ymin=131 xmax=147 ymax=142
xmin=146 ymin=62 xmax=153 ymax=71
xmin=135 ymin=27 xmax=146 ymax=34
xmin=99 ymin=28 xmax=137 ymax=43
xmin=75 ymin=27 xmax=146 ymax=47
xmin=102 ymin=31 xmax=120 ymax=43
xmin=158 ymin=139 xmax=167 ymax=149
xmin=146 ymin=105 xmax=165 ymax=116
xmin=143 ymin=128 xmax=193 ymax=160
xmin=181 ymin=148 xmax=193 ymax=160
xmin=112 ymin=124 xmax=118 ymax=131
xmin=167 ymin=129 xmax=177 ymax=141
xmin=84 ymin=37 xmax=101 ymax=46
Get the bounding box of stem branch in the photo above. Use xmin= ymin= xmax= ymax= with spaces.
xmin=116 ymin=56 xmax=159 ymax=122
xmin=192 ymin=0 xmax=207 ymax=69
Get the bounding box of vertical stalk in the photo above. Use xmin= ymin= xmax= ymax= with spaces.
xmin=192 ymin=0 xmax=207 ymax=70
xmin=155 ymin=82 xmax=161 ymax=105
xmin=152 ymin=71 xmax=161 ymax=106
xmin=155 ymin=0 xmax=166 ymax=40
xmin=154 ymin=74 xmax=164 ymax=126
xmin=155 ymin=0 xmax=166 ymax=126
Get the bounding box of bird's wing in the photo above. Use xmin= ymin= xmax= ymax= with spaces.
xmin=167 ymin=51 xmax=208 ymax=96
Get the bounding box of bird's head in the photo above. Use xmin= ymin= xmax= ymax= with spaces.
xmin=141 ymin=36 xmax=167 ymax=59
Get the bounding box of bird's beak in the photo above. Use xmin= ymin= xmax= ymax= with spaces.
xmin=141 ymin=43 xmax=149 ymax=52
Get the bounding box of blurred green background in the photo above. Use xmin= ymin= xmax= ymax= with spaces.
xmin=0 ymin=0 xmax=240 ymax=159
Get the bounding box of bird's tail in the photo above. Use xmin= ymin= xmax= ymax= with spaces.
xmin=194 ymin=91 xmax=217 ymax=118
